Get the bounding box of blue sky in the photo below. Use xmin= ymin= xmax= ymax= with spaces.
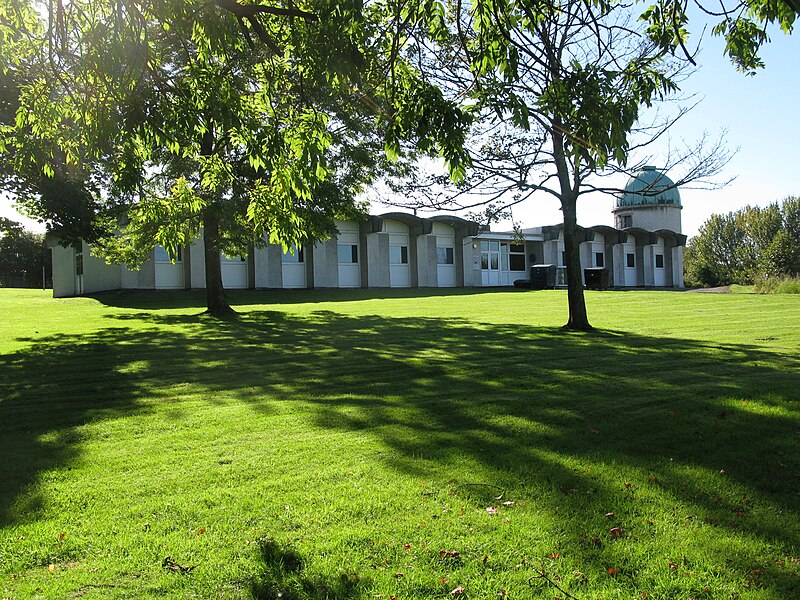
xmin=2 ymin=18 xmax=798 ymax=240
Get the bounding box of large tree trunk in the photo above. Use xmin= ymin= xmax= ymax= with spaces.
xmin=561 ymin=197 xmax=592 ymax=331
xmin=202 ymin=208 xmax=236 ymax=317
xmin=551 ymin=127 xmax=592 ymax=331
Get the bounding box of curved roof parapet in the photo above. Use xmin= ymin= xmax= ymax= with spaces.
xmin=541 ymin=224 xmax=593 ymax=242
xmin=379 ymin=211 xmax=433 ymax=235
xmin=429 ymin=214 xmax=481 ymax=237
xmin=615 ymin=166 xmax=682 ymax=209
xmin=355 ymin=214 xmax=384 ymax=234
xmin=655 ymin=229 xmax=688 ymax=247
xmin=587 ymin=225 xmax=626 ymax=244
xmin=622 ymin=227 xmax=659 ymax=245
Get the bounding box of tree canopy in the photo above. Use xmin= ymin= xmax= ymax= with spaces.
xmin=642 ymin=0 xmax=797 ymax=75
xmin=0 ymin=0 xmax=471 ymax=314
xmin=0 ymin=217 xmax=50 ymax=288
xmin=685 ymin=197 xmax=800 ymax=287
xmin=378 ymin=0 xmax=729 ymax=330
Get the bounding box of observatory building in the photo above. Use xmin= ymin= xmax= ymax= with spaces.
xmin=48 ymin=167 xmax=686 ymax=296
xmin=613 ymin=165 xmax=682 ymax=233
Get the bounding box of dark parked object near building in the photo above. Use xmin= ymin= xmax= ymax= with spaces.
xmin=529 ymin=264 xmax=557 ymax=289
xmin=584 ymin=267 xmax=610 ymax=290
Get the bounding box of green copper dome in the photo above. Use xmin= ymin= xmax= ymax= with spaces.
xmin=616 ymin=166 xmax=681 ymax=208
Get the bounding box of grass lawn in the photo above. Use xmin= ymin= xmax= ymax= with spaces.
xmin=1 ymin=287 xmax=799 ymax=599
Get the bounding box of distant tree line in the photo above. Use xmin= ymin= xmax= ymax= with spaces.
xmin=0 ymin=217 xmax=50 ymax=288
xmin=685 ymin=197 xmax=800 ymax=287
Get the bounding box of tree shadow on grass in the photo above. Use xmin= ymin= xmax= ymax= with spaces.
xmin=250 ymin=539 xmax=367 ymax=600
xmin=88 ymin=286 xmax=513 ymax=310
xmin=1 ymin=307 xmax=799 ymax=594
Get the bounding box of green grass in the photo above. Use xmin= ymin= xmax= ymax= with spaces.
xmin=1 ymin=287 xmax=799 ymax=599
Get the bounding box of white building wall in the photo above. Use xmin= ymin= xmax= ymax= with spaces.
xmin=672 ymin=246 xmax=684 ymax=288
xmin=189 ymin=239 xmax=206 ymax=288
xmin=50 ymin=244 xmax=77 ymax=298
xmin=312 ymin=239 xmax=339 ymax=288
xmin=81 ymin=241 xmax=121 ymax=294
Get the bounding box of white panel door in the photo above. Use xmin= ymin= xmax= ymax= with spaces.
xmin=623 ymin=243 xmax=637 ymax=287
xmin=282 ymin=245 xmax=306 ymax=288
xmin=434 ymin=224 xmax=456 ymax=287
xmin=155 ymin=245 xmax=184 ymax=289
xmin=337 ymin=222 xmax=360 ymax=288
xmin=652 ymin=241 xmax=666 ymax=286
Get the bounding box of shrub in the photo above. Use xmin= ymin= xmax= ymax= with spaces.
xmin=754 ymin=275 xmax=800 ymax=294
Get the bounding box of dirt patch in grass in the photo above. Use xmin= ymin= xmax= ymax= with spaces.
xmin=688 ymin=285 xmax=732 ymax=293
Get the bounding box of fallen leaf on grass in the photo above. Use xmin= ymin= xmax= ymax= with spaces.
xmin=559 ymin=487 xmax=576 ymax=496
xmin=502 ymin=501 xmax=515 ymax=507
xmin=403 ymin=544 xmax=411 ymax=550
xmin=605 ymin=512 xmax=615 ymax=519
xmin=440 ymin=550 xmax=460 ymax=558
xmin=609 ymin=527 xmax=624 ymax=537
xmin=47 ymin=564 xmax=55 ymax=573
xmin=547 ymin=552 xmax=560 ymax=559
xmin=393 ymin=572 xmax=404 ymax=578
xmin=607 ymin=567 xmax=618 ymax=575
xmin=486 ymin=506 xmax=498 ymax=515
xmin=668 ymin=562 xmax=678 ymax=571
xmin=450 ymin=586 xmax=465 ymax=595
xmin=196 ymin=527 xmax=206 ymax=536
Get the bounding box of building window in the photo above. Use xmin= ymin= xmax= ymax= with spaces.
xmin=655 ymin=253 xmax=664 ymax=268
xmin=506 ymin=243 xmax=525 ymax=271
xmin=626 ymin=253 xmax=635 ymax=268
xmin=338 ymin=244 xmax=358 ymax=264
xmin=390 ymin=245 xmax=408 ymax=265
xmin=221 ymin=254 xmax=245 ymax=263
xmin=559 ymin=251 xmax=566 ymax=267
xmin=594 ymin=252 xmax=604 ymax=267
xmin=481 ymin=253 xmax=489 ymax=269
xmin=282 ymin=245 xmax=304 ymax=263
xmin=75 ymin=253 xmax=83 ymax=276
xmin=155 ymin=245 xmax=182 ymax=262
xmin=617 ymin=214 xmax=633 ymax=229
xmin=436 ymin=247 xmax=454 ymax=265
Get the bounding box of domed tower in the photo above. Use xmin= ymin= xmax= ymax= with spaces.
xmin=613 ymin=166 xmax=682 ymax=233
